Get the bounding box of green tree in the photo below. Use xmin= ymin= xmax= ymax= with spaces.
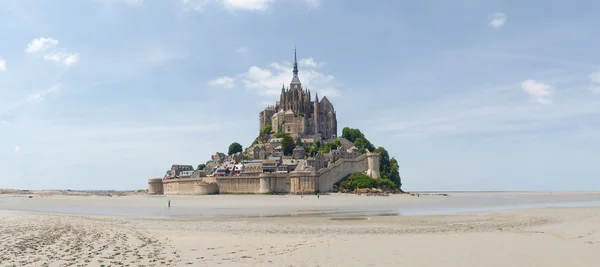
xmin=375 ymin=147 xmax=390 ymax=175
xmin=258 ymin=125 xmax=272 ymax=143
xmin=261 ymin=124 xmax=272 ymax=135
xmin=197 ymin=164 xmax=206 ymax=170
xmin=388 ymin=158 xmax=402 ymax=188
xmin=274 ymin=131 xmax=288 ymax=138
xmin=228 ymin=142 xmax=243 ymax=156
xmin=335 ymin=172 xmax=397 ymax=191
xmin=296 ymin=137 xmax=302 ymax=147
xmin=342 ymin=127 xmax=364 ymax=143
xmin=280 ymin=133 xmax=296 ymax=156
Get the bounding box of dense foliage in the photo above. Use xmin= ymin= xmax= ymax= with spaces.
xmin=335 ymin=172 xmax=397 ymax=191
xmin=279 ymin=133 xmax=296 ymax=156
xmin=197 ymin=164 xmax=206 ymax=170
xmin=228 ymin=142 xmax=243 ymax=156
xmin=342 ymin=127 xmax=375 ymax=153
xmin=342 ymin=127 xmax=402 ymax=188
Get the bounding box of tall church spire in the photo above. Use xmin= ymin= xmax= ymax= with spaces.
xmin=293 ymin=47 xmax=298 ymax=76
xmin=290 ymin=47 xmax=301 ymax=85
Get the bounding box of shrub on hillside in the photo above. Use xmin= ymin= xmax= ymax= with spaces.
xmin=336 ymin=172 xmax=397 ymax=192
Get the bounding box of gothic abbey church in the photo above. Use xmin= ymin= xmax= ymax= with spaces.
xmin=259 ymin=50 xmax=338 ymax=141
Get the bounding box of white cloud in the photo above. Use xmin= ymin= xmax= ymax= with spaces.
xmin=25 ymin=37 xmax=59 ymax=53
xmin=489 ymin=12 xmax=507 ymax=28
xmin=126 ymin=0 xmax=143 ymax=5
xmin=223 ymin=0 xmax=273 ymax=11
xmin=183 ymin=0 xmax=211 ymax=11
xmin=25 ymin=37 xmax=80 ymax=65
xmin=588 ymin=71 xmax=600 ymax=83
xmin=371 ymin=81 xmax=600 ymax=139
xmin=0 ymin=59 xmax=6 ymax=71
xmin=208 ymin=76 xmax=236 ymax=89
xmin=27 ymin=84 xmax=60 ymax=102
xmin=302 ymin=0 xmax=319 ymax=8
xmin=521 ymin=79 xmax=552 ymax=104
xmin=183 ymin=0 xmax=318 ymax=12
xmin=299 ymin=58 xmax=321 ymax=68
xmin=43 ymin=52 xmax=80 ymax=66
xmin=15 ymin=145 xmax=21 ymax=153
xmin=209 ymin=56 xmax=340 ymax=98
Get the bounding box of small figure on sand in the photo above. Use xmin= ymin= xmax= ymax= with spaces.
xmin=168 ymin=199 xmax=171 ymax=208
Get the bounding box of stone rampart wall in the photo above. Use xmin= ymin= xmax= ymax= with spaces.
xmin=316 ymin=154 xmax=369 ymax=192
xmin=148 ymin=178 xmax=164 ymax=195
xmin=150 ymin=153 xmax=373 ymax=195
xmin=216 ymin=176 xmax=261 ymax=194
xmin=162 ymin=178 xmax=219 ymax=195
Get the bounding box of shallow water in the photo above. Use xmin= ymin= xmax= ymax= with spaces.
xmin=1 ymin=192 xmax=599 ymax=218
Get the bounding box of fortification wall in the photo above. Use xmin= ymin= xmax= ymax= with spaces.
xmin=162 ymin=178 xmax=219 ymax=195
xmin=149 ymin=153 xmax=376 ymax=195
xmin=257 ymin=173 xmax=291 ymax=193
xmin=216 ymin=176 xmax=261 ymax=194
xmin=289 ymin=172 xmax=317 ymax=194
xmin=316 ymin=154 xmax=369 ymax=192
xmin=148 ymin=178 xmax=164 ymax=195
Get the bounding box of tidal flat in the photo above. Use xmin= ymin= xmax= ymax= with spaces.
xmin=1 ymin=192 xmax=600 ymax=266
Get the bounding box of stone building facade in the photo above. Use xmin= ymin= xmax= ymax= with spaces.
xmin=259 ymin=49 xmax=337 ymax=141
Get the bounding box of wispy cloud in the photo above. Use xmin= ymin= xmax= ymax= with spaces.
xmin=521 ymin=79 xmax=553 ymax=104
xmin=208 ymin=76 xmax=236 ymax=89
xmin=25 ymin=37 xmax=59 ymax=53
xmin=235 ymin=46 xmax=248 ymax=53
xmin=1 ymin=84 xmax=61 ymax=116
xmin=125 ymin=0 xmax=143 ymax=5
xmin=25 ymin=37 xmax=80 ymax=66
xmin=0 ymin=58 xmax=6 ymax=71
xmin=588 ymin=71 xmax=600 ymax=93
xmin=182 ymin=0 xmax=211 ymax=11
xmin=208 ymin=56 xmax=340 ymax=98
xmin=223 ymin=0 xmax=273 ymax=11
xmin=14 ymin=145 xmax=20 ymax=153
xmin=27 ymin=84 xmax=60 ymax=102
xmin=489 ymin=12 xmax=507 ymax=28
xmin=183 ymin=0 xmax=318 ymax=12
xmin=371 ymin=79 xmax=600 ymax=139
xmin=302 ymin=0 xmax=319 ymax=8
xmin=589 ymin=71 xmax=600 ymax=83
xmin=43 ymin=52 xmax=80 ymax=66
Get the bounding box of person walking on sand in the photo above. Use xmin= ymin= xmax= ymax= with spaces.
xmin=168 ymin=199 xmax=171 ymax=208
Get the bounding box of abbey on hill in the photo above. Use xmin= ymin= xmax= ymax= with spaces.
xmin=148 ymin=50 xmax=398 ymax=195
xmin=259 ymin=49 xmax=337 ymax=142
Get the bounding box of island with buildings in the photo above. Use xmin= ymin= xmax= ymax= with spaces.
xmin=148 ymin=50 xmax=401 ymax=195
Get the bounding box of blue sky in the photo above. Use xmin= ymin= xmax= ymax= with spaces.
xmin=1 ymin=0 xmax=600 ymax=191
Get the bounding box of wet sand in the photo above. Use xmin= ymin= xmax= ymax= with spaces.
xmin=1 ymin=192 xmax=600 ymax=266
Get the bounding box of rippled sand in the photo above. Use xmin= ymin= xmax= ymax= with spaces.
xmin=1 ymin=193 xmax=600 ymax=266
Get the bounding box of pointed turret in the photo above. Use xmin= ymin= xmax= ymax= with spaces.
xmin=293 ymin=47 xmax=298 ymax=75
xmin=290 ymin=47 xmax=301 ymax=85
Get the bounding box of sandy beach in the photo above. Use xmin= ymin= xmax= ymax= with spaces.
xmin=1 ymin=192 xmax=600 ymax=266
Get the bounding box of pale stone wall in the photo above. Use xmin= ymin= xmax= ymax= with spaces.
xmin=150 ymin=153 xmax=378 ymax=195
xmin=162 ymin=178 xmax=219 ymax=195
xmin=216 ymin=176 xmax=261 ymax=194
xmin=290 ymin=172 xmax=317 ymax=194
xmin=316 ymin=154 xmax=369 ymax=192
xmin=148 ymin=178 xmax=164 ymax=195
xmin=258 ymin=173 xmax=291 ymax=193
